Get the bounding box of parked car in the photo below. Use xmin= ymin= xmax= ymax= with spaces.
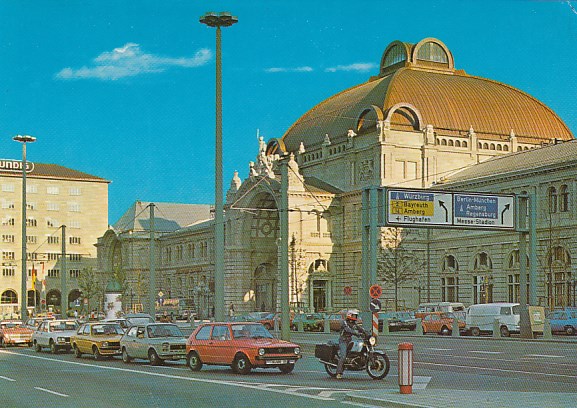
xmin=186 ymin=322 xmax=301 ymax=374
xmin=32 ymin=319 xmax=79 ymax=353
xmin=24 ymin=316 xmax=55 ymax=330
xmin=101 ymin=318 xmax=131 ymax=331
xmin=421 ymin=312 xmax=466 ymax=335
xmin=0 ymin=320 xmax=33 ymax=347
xmin=548 ymin=309 xmax=577 ymax=335
xmin=71 ymin=322 xmax=124 ymax=360
xmin=120 ymin=323 xmax=187 ymax=365
xmin=378 ymin=311 xmax=418 ymax=332
xmin=326 ymin=313 xmax=344 ymax=331
xmin=124 ymin=313 xmax=155 ymax=326
xmin=258 ymin=312 xmax=294 ymax=330
xmin=291 ymin=313 xmax=324 ymax=331
xmin=465 ymin=303 xmax=520 ymax=337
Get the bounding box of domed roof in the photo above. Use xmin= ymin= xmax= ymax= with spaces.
xmin=279 ymin=38 xmax=573 ymax=152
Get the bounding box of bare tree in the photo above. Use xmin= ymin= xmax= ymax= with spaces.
xmin=377 ymin=227 xmax=424 ymax=311
xmin=77 ymin=267 xmax=103 ymax=314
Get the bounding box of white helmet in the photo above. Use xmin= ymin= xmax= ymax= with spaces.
xmin=346 ymin=309 xmax=359 ymax=321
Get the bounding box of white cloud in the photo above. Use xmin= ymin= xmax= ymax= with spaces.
xmin=264 ymin=66 xmax=313 ymax=73
xmin=56 ymin=43 xmax=212 ymax=80
xmin=325 ymin=63 xmax=377 ymax=73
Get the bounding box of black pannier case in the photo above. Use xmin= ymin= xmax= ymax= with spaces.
xmin=315 ymin=343 xmax=337 ymax=361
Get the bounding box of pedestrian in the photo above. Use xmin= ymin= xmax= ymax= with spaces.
xmin=229 ymin=303 xmax=235 ymax=319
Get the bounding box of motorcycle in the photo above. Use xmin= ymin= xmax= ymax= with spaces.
xmin=315 ymin=331 xmax=390 ymax=380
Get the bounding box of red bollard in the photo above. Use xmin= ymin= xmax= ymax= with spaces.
xmin=398 ymin=342 xmax=413 ymax=394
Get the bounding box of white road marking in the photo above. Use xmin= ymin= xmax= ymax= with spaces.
xmin=524 ymin=354 xmax=564 ymax=358
xmin=416 ymin=361 xmax=576 ymax=378
xmin=469 ymin=350 xmax=502 ymax=354
xmin=34 ymin=387 xmax=69 ymax=397
xmin=425 ymin=347 xmax=452 ymax=351
xmin=0 ymin=375 xmax=16 ymax=381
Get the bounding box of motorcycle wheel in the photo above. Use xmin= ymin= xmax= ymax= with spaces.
xmin=324 ymin=363 xmax=337 ymax=378
xmin=366 ymin=352 xmax=390 ymax=380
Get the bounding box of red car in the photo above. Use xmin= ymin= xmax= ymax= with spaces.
xmin=186 ymin=322 xmax=301 ymax=374
xmin=0 ymin=320 xmax=33 ymax=347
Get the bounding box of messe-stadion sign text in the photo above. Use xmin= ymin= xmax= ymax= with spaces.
xmin=386 ymin=188 xmax=515 ymax=230
xmin=0 ymin=159 xmax=35 ymax=173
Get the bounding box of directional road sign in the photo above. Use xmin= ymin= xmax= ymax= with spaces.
xmin=453 ymin=193 xmax=515 ymax=229
xmin=387 ymin=189 xmax=453 ymax=227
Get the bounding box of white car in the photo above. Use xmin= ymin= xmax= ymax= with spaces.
xmin=32 ymin=319 xmax=80 ymax=353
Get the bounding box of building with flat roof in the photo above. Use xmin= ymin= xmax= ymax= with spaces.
xmin=0 ymin=159 xmax=109 ymax=318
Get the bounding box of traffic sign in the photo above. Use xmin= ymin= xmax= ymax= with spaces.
xmin=343 ymin=286 xmax=352 ymax=296
xmin=369 ymin=284 xmax=382 ymax=299
xmin=453 ymin=193 xmax=515 ymax=229
xmin=370 ymin=298 xmax=381 ymax=312
xmin=387 ymin=189 xmax=453 ymax=227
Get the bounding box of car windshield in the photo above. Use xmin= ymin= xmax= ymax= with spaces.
xmin=91 ymin=324 xmax=123 ymax=335
xmin=147 ymin=324 xmax=184 ymax=338
xmin=126 ymin=317 xmax=155 ymax=325
xmin=231 ymin=324 xmax=274 ymax=339
xmin=1 ymin=322 xmax=21 ymax=329
xmin=49 ymin=321 xmax=78 ymax=331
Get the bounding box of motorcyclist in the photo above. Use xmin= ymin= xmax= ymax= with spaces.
xmin=336 ymin=309 xmax=365 ymax=379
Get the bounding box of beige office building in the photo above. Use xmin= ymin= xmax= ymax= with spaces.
xmin=0 ymin=160 xmax=109 ymax=318
xmin=97 ymin=37 xmax=574 ymax=316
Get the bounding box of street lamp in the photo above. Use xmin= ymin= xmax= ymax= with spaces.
xmin=13 ymin=134 xmax=36 ymax=321
xmin=200 ymin=11 xmax=238 ymax=322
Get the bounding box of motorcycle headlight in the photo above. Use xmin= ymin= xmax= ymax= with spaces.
xmin=368 ymin=336 xmax=376 ymax=346
xmin=294 ymin=347 xmax=300 ymax=355
xmin=258 ymin=348 xmax=265 ymax=356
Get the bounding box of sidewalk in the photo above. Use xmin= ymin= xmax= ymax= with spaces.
xmin=345 ymin=389 xmax=577 ymax=408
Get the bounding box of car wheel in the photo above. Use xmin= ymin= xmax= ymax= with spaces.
xmin=565 ymin=326 xmax=575 ymax=336
xmin=263 ymin=323 xmax=272 ymax=330
xmin=148 ymin=349 xmax=163 ymax=366
xmin=279 ymin=363 xmax=295 ymax=374
xmin=470 ymin=327 xmax=481 ymax=337
xmin=440 ymin=326 xmax=450 ymax=336
xmin=187 ymin=351 xmax=203 ymax=371
xmin=0 ymin=338 xmax=5 ymax=348
xmin=317 ymin=323 xmax=324 ymax=332
xmin=50 ymin=341 xmax=58 ymax=354
xmin=34 ymin=341 xmax=42 ymax=352
xmin=500 ymin=326 xmax=510 ymax=337
xmin=290 ymin=324 xmax=297 ymax=331
xmin=73 ymin=345 xmax=82 ymax=358
xmin=233 ymin=353 xmax=252 ymax=375
xmin=122 ymin=348 xmax=132 ymax=364
xmin=93 ymin=346 xmax=102 ymax=361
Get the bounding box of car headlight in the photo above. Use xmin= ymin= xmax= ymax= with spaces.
xmin=294 ymin=347 xmax=300 ymax=355
xmin=368 ymin=336 xmax=376 ymax=346
xmin=57 ymin=337 xmax=66 ymax=342
xmin=101 ymin=341 xmax=109 ymax=347
xmin=4 ymin=334 xmax=12 ymax=340
xmin=258 ymin=348 xmax=265 ymax=356
xmin=162 ymin=342 xmax=170 ymax=352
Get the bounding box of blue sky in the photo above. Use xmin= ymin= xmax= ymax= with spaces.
xmin=1 ymin=0 xmax=577 ymax=225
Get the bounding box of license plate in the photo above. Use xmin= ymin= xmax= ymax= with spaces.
xmin=266 ymin=359 xmax=287 ymax=365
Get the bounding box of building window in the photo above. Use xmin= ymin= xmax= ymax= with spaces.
xmin=2 ymin=268 xmax=15 ymax=277
xmin=47 ymin=202 xmax=60 ymax=211
xmin=26 ymin=252 xmax=38 ymax=261
xmin=46 ymin=218 xmax=59 ymax=228
xmin=2 ymin=217 xmax=15 ymax=226
xmin=473 ymin=252 xmax=492 ymax=270
xmin=442 ymin=255 xmax=458 ymax=272
xmin=47 ymin=186 xmax=59 ymax=195
xmin=548 ymin=186 xmax=557 ymax=213
xmin=69 ymin=220 xmax=81 ymax=229
xmin=1 ymin=290 xmax=17 ymax=303
xmin=26 ymin=218 xmax=37 ymax=227
xmin=473 ymin=275 xmax=493 ymax=304
xmin=48 ymin=269 xmax=60 ymax=278
xmin=2 ymin=201 xmax=15 ymax=209
xmin=26 ymin=236 xmax=37 ymax=244
xmin=68 ymin=202 xmax=80 ymax=212
xmin=26 ymin=184 xmax=37 ymax=194
xmin=1 ymin=235 xmax=15 ymax=243
xmin=69 ymin=187 xmax=82 ymax=196
xmin=47 ymin=236 xmax=59 ymax=244
xmin=26 ymin=202 xmax=36 ymax=211
xmin=2 ymin=184 xmax=15 ymax=192
xmin=47 ymin=253 xmax=59 ymax=261
xmin=69 ymin=269 xmax=80 ymax=278
xmin=2 ymin=251 xmax=15 ymax=260
xmin=69 ymin=236 xmax=81 ymax=245
xmin=559 ymin=185 xmax=569 ymax=212
xmin=68 ymin=254 xmax=82 ymax=261
xmin=508 ymin=274 xmax=530 ymax=303
xmin=441 ymin=277 xmax=458 ymax=302
xmin=416 ymin=41 xmax=448 ymax=63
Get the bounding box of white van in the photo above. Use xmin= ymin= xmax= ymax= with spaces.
xmin=465 ymin=302 xmax=520 ymax=337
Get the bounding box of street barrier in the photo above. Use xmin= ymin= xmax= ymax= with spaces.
xmin=381 ymin=318 xmax=389 ymax=335
xmin=452 ymin=317 xmax=460 ymax=337
xmin=415 ymin=319 xmax=423 ymax=335
xmin=297 ymin=320 xmax=304 ymax=332
xmin=324 ymin=316 xmax=330 ymax=333
xmin=493 ymin=318 xmax=501 ymax=338
xmin=543 ymin=318 xmax=552 ymax=339
xmin=398 ymin=342 xmax=413 ymax=394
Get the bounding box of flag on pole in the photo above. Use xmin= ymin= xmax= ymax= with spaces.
xmin=31 ymin=267 xmax=37 ymax=290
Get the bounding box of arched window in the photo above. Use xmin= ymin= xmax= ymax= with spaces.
xmin=416 ymin=41 xmax=448 ymax=63
xmin=382 ymin=44 xmax=407 ymax=68
xmin=473 ymin=252 xmax=492 ymax=270
xmin=548 ymin=186 xmax=557 ymax=213
xmin=442 ymin=255 xmax=458 ymax=272
xmin=559 ymin=185 xmax=569 ymax=212
xmin=1 ymin=289 xmax=17 ymax=304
